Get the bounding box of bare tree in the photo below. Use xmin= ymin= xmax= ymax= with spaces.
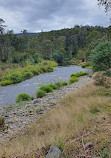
xmin=98 ymin=0 xmax=111 ymax=12
xmin=0 ymin=19 xmax=6 ymax=34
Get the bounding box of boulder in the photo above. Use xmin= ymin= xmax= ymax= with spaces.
xmin=45 ymin=146 xmax=61 ymax=158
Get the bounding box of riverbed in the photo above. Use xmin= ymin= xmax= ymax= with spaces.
xmin=0 ymin=65 xmax=91 ymax=107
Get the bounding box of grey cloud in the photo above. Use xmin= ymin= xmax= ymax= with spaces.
xmin=0 ymin=0 xmax=110 ymax=33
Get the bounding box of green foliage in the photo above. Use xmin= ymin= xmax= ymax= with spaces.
xmin=91 ymin=41 xmax=111 ymax=72
xmin=40 ymin=85 xmax=53 ymax=93
xmin=6 ymin=72 xmax=24 ymax=83
xmin=52 ymin=51 xmax=63 ymax=65
xmin=101 ymin=149 xmax=110 ymax=158
xmin=69 ymin=77 xmax=79 ymax=84
xmin=61 ymin=81 xmax=68 ymax=86
xmin=55 ymin=82 xmax=63 ymax=88
xmin=22 ymin=70 xmax=33 ymax=80
xmin=16 ymin=93 xmax=31 ymax=103
xmin=36 ymin=81 xmax=68 ymax=98
xmin=49 ymin=83 xmax=58 ymax=89
xmin=71 ymin=71 xmax=88 ymax=77
xmin=0 ymin=60 xmax=57 ymax=86
xmin=104 ymin=70 xmax=111 ymax=77
xmin=36 ymin=89 xmax=46 ymax=98
xmin=0 ymin=80 xmax=13 ymax=86
xmin=86 ymin=30 xmax=101 ymax=44
xmin=77 ymin=49 xmax=85 ymax=61
xmin=0 ymin=21 xmax=109 ymax=66
xmin=81 ymin=63 xmax=88 ymax=68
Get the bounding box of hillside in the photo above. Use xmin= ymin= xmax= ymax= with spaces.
xmin=0 ymin=24 xmax=110 ymax=66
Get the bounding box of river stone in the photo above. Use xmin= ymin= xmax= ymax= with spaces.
xmin=33 ymin=100 xmax=40 ymax=104
xmin=45 ymin=146 xmax=61 ymax=158
xmin=85 ymin=142 xmax=93 ymax=149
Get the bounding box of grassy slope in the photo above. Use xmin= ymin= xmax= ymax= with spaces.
xmin=0 ymin=82 xmax=111 ymax=157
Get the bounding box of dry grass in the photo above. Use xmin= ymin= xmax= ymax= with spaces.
xmin=0 ymin=82 xmax=111 ymax=157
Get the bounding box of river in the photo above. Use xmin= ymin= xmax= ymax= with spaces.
xmin=0 ymin=65 xmax=92 ymax=107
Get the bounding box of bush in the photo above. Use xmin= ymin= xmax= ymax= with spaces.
xmin=91 ymin=41 xmax=111 ymax=72
xmin=1 ymin=60 xmax=58 ymax=86
xmin=0 ymin=117 xmax=5 ymax=129
xmin=81 ymin=63 xmax=88 ymax=68
xmin=55 ymin=82 xmax=63 ymax=88
xmin=0 ymin=80 xmax=13 ymax=86
xmin=61 ymin=81 xmax=68 ymax=86
xmin=69 ymin=77 xmax=79 ymax=84
xmin=93 ymin=72 xmax=111 ymax=88
xmin=71 ymin=71 xmax=88 ymax=77
xmin=23 ymin=70 xmax=34 ymax=80
xmin=40 ymin=85 xmax=53 ymax=93
xmin=36 ymin=89 xmax=46 ymax=98
xmin=93 ymin=72 xmax=104 ymax=86
xmin=52 ymin=51 xmax=63 ymax=65
xmin=104 ymin=69 xmax=111 ymax=77
xmin=49 ymin=83 xmax=58 ymax=89
xmin=16 ymin=93 xmax=31 ymax=103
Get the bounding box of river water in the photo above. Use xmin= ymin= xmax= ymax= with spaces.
xmin=0 ymin=65 xmax=92 ymax=107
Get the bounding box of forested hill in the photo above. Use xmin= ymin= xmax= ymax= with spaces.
xmin=16 ymin=32 xmax=39 ymax=36
xmin=0 ymin=23 xmax=110 ymax=65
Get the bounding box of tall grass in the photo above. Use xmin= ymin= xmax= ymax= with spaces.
xmin=0 ymin=60 xmax=58 ymax=86
xmin=0 ymin=83 xmax=110 ymax=157
xmin=36 ymin=81 xmax=68 ymax=98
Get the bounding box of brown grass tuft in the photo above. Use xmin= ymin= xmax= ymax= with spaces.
xmin=0 ymin=82 xmax=111 ymax=157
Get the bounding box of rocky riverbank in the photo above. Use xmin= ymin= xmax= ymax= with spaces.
xmin=0 ymin=76 xmax=92 ymax=142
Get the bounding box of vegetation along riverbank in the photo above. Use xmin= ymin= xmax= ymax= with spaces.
xmin=0 ymin=1 xmax=111 ymax=156
xmin=0 ymin=60 xmax=57 ymax=86
xmin=1 ymin=76 xmax=111 ymax=157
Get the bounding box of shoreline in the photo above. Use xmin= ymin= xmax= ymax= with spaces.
xmin=0 ymin=76 xmax=93 ymax=142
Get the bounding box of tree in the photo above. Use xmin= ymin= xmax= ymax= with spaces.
xmin=42 ymin=40 xmax=54 ymax=58
xmin=86 ymin=30 xmax=101 ymax=44
xmin=52 ymin=51 xmax=63 ymax=65
xmin=0 ymin=19 xmax=6 ymax=34
xmin=91 ymin=41 xmax=111 ymax=71
xmin=98 ymin=0 xmax=111 ymax=12
xmin=77 ymin=49 xmax=85 ymax=61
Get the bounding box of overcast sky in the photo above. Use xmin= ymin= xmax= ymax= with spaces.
xmin=0 ymin=0 xmax=110 ymax=33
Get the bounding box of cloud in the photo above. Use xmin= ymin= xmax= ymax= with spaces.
xmin=0 ymin=0 xmax=110 ymax=33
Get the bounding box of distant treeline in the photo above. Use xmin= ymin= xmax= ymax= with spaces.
xmin=0 ymin=18 xmax=111 ymax=65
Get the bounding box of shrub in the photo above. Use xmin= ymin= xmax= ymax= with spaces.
xmin=1 ymin=60 xmax=58 ymax=86
xmin=52 ymin=51 xmax=63 ymax=65
xmin=93 ymin=72 xmax=104 ymax=86
xmin=104 ymin=69 xmax=111 ymax=77
xmin=71 ymin=71 xmax=88 ymax=77
xmin=49 ymin=83 xmax=58 ymax=89
xmin=16 ymin=93 xmax=31 ymax=103
xmin=0 ymin=117 xmax=5 ymax=129
xmin=22 ymin=70 xmax=33 ymax=79
xmin=55 ymin=82 xmax=63 ymax=88
xmin=40 ymin=85 xmax=53 ymax=93
xmin=93 ymin=72 xmax=111 ymax=88
xmin=2 ymin=71 xmax=23 ymax=84
xmin=81 ymin=63 xmax=88 ymax=68
xmin=91 ymin=41 xmax=111 ymax=72
xmin=9 ymin=72 xmax=23 ymax=83
xmin=61 ymin=81 xmax=68 ymax=86
xmin=69 ymin=77 xmax=78 ymax=84
xmin=36 ymin=89 xmax=46 ymax=98
xmin=0 ymin=80 xmax=13 ymax=86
